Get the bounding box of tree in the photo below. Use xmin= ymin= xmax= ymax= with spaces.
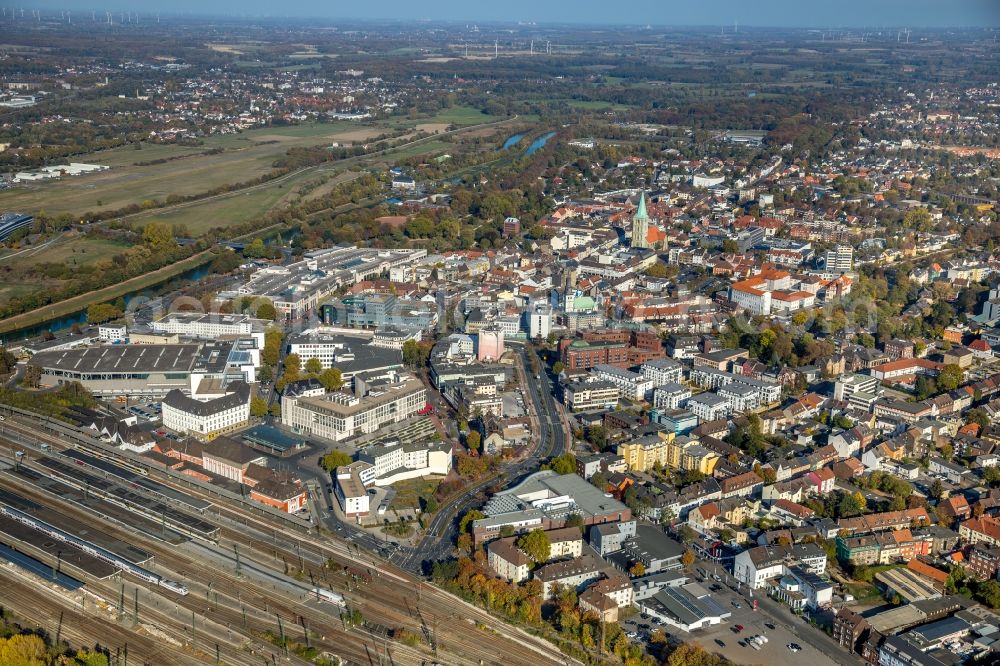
xmin=938 ymin=364 xmax=964 ymax=391
xmin=629 ymin=562 xmax=646 ymax=577
xmin=244 ymin=238 xmax=268 ymax=259
xmin=722 ymin=238 xmax=739 ymax=254
xmin=402 ymin=339 xmax=423 ymax=368
xmin=564 ymin=513 xmax=584 ymax=531
xmin=142 ymin=222 xmax=174 ymax=249
xmin=255 ymin=300 xmax=277 ymax=320
xmin=645 ymin=261 xmax=670 ymax=278
xmin=262 ymin=328 xmax=283 ymax=367
xmin=0 ymin=633 xmax=49 ymax=666
xmin=21 ymin=364 xmax=42 ymax=388
xmin=584 ymin=425 xmax=607 ymax=449
xmin=305 ymin=357 xmax=323 ymax=375
xmin=320 ymin=449 xmax=353 ymax=471
xmin=967 ymin=408 xmax=991 ymax=430
xmin=319 ymin=367 xmax=344 ymax=391
xmin=466 ymin=431 xmax=481 ymax=452
xmin=681 ymin=550 xmax=696 ymax=568
xmin=546 ymin=453 xmax=576 ymax=475
xmin=250 ymin=395 xmax=269 ymax=417
xmin=552 ymin=361 xmax=565 ymax=375
xmin=930 ymin=478 xmax=945 ymax=501
xmin=458 ymin=509 xmax=485 ymax=535
xmin=87 ymin=302 xmax=123 ymax=324
xmin=284 ymin=353 xmax=301 ymax=377
xmin=679 ymin=525 xmax=696 ymax=543
xmin=516 ymin=529 xmax=551 ymax=564
xmin=977 ymin=580 xmax=1000 ymax=609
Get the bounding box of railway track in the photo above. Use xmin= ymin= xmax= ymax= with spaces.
xmin=0 ymin=418 xmax=574 ymax=666
xmin=0 ymin=568 xmax=190 ymax=665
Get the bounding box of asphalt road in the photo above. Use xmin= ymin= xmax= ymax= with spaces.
xmin=298 ymin=340 xmax=573 ymax=575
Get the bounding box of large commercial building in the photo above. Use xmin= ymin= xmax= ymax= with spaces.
xmin=237 ymin=246 xmax=427 ymax=321
xmin=29 ymin=340 xmax=258 ymax=398
xmin=559 ymin=328 xmax=666 ymax=371
xmin=320 ymin=294 xmax=436 ymax=332
xmin=728 ymin=267 xmax=816 ymax=316
xmin=286 ymin=332 xmax=403 ymax=378
xmin=281 ymin=371 xmax=426 ymax=442
xmin=150 ymin=312 xmax=267 ymax=349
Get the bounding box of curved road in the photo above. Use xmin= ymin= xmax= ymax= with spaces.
xmin=394 ymin=342 xmax=570 ymax=572
xmin=313 ymin=340 xmax=570 ymax=575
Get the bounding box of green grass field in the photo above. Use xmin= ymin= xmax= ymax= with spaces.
xmin=8 ymin=235 xmax=129 ymax=268
xmin=424 ymin=106 xmax=496 ymax=126
xmin=130 ymin=167 xmax=337 ymax=235
xmin=0 ymin=235 xmax=133 ymax=309
xmin=388 ymin=478 xmax=440 ymax=511
xmin=0 ymin=280 xmax=58 ymax=308
xmin=0 ymin=122 xmax=390 ymax=217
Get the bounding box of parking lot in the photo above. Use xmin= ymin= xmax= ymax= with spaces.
xmin=689 ymin=605 xmax=841 ymax=666
xmin=623 ymin=565 xmax=857 ymax=666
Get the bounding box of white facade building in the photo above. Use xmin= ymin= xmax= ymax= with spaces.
xmin=160 ymin=382 xmax=252 ymax=439
xmin=354 ymin=439 xmax=453 ymax=486
xmin=640 ymin=359 xmax=685 ymax=385
xmin=593 ymin=364 xmax=654 ymax=401
xmin=281 ymin=373 xmax=426 ymax=443
xmin=687 ymin=392 xmax=731 ymax=422
xmin=653 ymin=383 xmax=691 ymax=410
xmin=564 ymin=380 xmax=620 ymax=411
xmin=151 ymin=312 xmax=266 ymax=349
xmin=526 ymin=304 xmax=552 ymax=340
xmin=98 ymin=324 xmax=127 ymax=343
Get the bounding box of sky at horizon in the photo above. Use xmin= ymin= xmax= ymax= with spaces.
xmin=24 ymin=1 xmax=1000 ymax=28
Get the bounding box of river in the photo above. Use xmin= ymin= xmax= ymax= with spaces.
xmin=502 ymin=133 xmax=526 ymax=150
xmin=524 ymin=131 xmax=556 ymax=156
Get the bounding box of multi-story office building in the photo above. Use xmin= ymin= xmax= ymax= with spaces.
xmin=282 ymin=371 xmax=426 ymax=442
xmin=564 ymin=380 xmax=620 ymax=411
xmin=151 ymin=312 xmax=267 ymax=348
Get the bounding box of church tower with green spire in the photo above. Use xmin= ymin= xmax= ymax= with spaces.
xmin=631 ymin=191 xmax=651 ymax=249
